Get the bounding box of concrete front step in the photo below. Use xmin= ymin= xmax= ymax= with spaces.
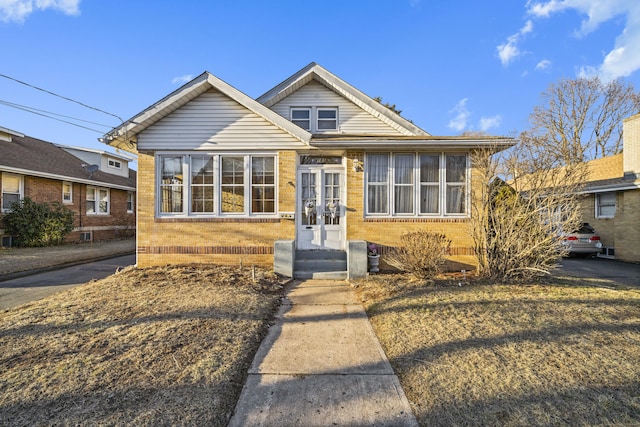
xmin=294 ymin=250 xmax=348 ymax=280
xmin=293 ymin=270 xmax=348 ymax=280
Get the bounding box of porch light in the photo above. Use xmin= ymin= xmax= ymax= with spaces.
xmin=352 ymin=158 xmax=362 ymax=172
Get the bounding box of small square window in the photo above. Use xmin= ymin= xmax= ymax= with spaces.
xmin=317 ymin=108 xmax=337 ymax=130
xmin=108 ymin=159 xmax=122 ymax=169
xmin=291 ymin=108 xmax=311 ymax=130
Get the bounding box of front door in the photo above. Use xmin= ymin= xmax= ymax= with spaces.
xmin=297 ymin=166 xmax=345 ymax=250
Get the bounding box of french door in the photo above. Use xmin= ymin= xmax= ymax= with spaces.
xmin=297 ymin=166 xmax=345 ymax=250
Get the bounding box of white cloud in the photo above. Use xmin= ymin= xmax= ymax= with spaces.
xmin=479 ymin=115 xmax=502 ymax=131
xmin=496 ymin=20 xmax=534 ymax=66
xmin=535 ymin=59 xmax=552 ymax=71
xmin=171 ymin=74 xmax=193 ymax=85
xmin=0 ymin=0 xmax=79 ymax=23
xmin=526 ymin=1 xmax=640 ymax=80
xmin=448 ymin=98 xmax=470 ymax=132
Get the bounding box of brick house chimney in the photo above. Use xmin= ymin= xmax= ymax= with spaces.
xmin=623 ymin=113 xmax=640 ymax=180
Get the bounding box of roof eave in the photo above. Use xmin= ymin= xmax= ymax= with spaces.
xmin=257 ymin=63 xmax=430 ymax=137
xmin=102 ymin=71 xmax=311 ymax=152
xmin=0 ymin=165 xmax=136 ymax=191
xmin=309 ymin=137 xmax=515 ymax=150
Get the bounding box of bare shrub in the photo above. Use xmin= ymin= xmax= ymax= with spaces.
xmin=470 ymin=145 xmax=587 ymax=280
xmin=386 ymin=231 xmax=451 ymax=281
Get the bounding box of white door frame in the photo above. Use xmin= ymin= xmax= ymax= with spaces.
xmin=296 ymin=164 xmax=346 ymax=250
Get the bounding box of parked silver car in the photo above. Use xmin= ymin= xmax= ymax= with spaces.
xmin=561 ymin=223 xmax=603 ymax=257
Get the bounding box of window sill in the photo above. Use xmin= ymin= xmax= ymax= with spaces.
xmin=155 ymin=216 xmax=281 ymax=223
xmin=364 ymin=216 xmax=469 ymax=222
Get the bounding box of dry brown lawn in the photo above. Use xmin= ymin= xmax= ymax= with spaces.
xmin=355 ymin=274 xmax=640 ymax=426
xmin=0 ymin=264 xmax=285 ymax=426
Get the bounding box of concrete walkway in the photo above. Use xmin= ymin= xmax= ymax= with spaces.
xmin=228 ymin=279 xmax=418 ymax=427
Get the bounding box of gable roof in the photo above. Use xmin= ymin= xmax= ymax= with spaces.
xmin=103 ymin=72 xmax=312 ymax=153
xmin=0 ymin=132 xmax=136 ymax=191
xmin=256 ymin=62 xmax=430 ymax=137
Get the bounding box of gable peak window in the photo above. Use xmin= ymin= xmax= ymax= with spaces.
xmin=291 ymin=108 xmax=311 ymax=131
xmin=290 ymin=107 xmax=338 ymax=133
xmin=317 ymin=108 xmax=338 ymax=131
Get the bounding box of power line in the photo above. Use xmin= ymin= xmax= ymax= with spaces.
xmin=0 ymin=72 xmax=124 ymax=124
xmin=0 ymin=99 xmax=106 ymax=133
xmin=0 ymin=99 xmax=113 ymax=128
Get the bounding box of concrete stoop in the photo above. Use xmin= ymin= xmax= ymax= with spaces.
xmin=293 ymin=250 xmax=348 ymax=280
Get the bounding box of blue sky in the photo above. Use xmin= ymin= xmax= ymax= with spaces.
xmin=1 ymin=0 xmax=639 ymax=161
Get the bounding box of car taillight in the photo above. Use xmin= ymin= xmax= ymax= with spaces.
xmin=590 ymin=236 xmax=601 ymax=241
xmin=565 ymin=236 xmax=578 ymax=241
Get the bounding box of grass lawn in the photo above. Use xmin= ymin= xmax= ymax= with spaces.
xmin=0 ymin=265 xmax=284 ymax=426
xmin=2 ymin=264 xmax=639 ymax=426
xmin=355 ymin=274 xmax=640 ymax=426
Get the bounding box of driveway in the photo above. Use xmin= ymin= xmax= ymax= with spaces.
xmin=0 ymin=254 xmax=135 ymax=310
xmin=555 ymin=257 xmax=640 ymax=288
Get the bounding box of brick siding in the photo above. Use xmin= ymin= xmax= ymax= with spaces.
xmin=1 ymin=174 xmax=135 ymax=242
xmin=136 ymin=149 xmax=477 ymax=270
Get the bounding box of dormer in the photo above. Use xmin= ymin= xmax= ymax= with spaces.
xmin=57 ymin=145 xmax=134 ymax=178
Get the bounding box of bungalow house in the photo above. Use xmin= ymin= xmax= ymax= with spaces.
xmin=102 ymin=63 xmax=512 ymax=278
xmin=578 ymin=113 xmax=640 ymax=263
xmin=0 ymin=127 xmax=136 ymax=246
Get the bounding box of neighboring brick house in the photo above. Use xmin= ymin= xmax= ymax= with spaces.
xmin=0 ymin=126 xmax=136 ymax=246
xmin=102 ymin=63 xmax=512 ymax=277
xmin=578 ymin=113 xmax=640 ymax=263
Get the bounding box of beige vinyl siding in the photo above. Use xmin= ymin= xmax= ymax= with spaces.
xmin=138 ymin=89 xmax=306 ymax=150
xmin=271 ymin=81 xmax=405 ymax=135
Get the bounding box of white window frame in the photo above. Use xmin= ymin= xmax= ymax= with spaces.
xmin=62 ymin=181 xmax=73 ymax=204
xmin=291 ymin=108 xmax=311 ymax=131
xmin=291 ymin=107 xmax=339 ymax=133
xmin=86 ymin=186 xmax=110 ymax=216
xmin=316 ymin=107 xmax=338 ymax=131
xmin=365 ymin=152 xmax=469 ymax=218
xmin=127 ymin=191 xmax=134 ymax=213
xmin=190 ymin=155 xmax=216 ymax=215
xmin=156 ymin=153 xmax=278 ymax=218
xmin=1 ymin=173 xmax=23 ymax=212
xmin=108 ymin=158 xmax=122 ymax=169
xmin=596 ymin=192 xmax=616 ymax=218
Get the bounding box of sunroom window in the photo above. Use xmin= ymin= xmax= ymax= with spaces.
xmin=160 ymin=156 xmax=184 ymax=214
xmin=157 ymin=154 xmax=276 ymax=217
xmin=221 ymin=156 xmax=245 ymax=213
xmin=445 ymin=155 xmax=467 ymax=214
xmin=191 ymin=155 xmax=215 ymax=213
xmin=366 ymin=153 xmax=468 ymax=217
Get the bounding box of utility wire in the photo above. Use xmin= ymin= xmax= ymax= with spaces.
xmin=0 ymin=99 xmax=113 ymax=128
xmin=0 ymin=100 xmax=106 ymax=133
xmin=0 ymin=72 xmax=125 ymax=123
